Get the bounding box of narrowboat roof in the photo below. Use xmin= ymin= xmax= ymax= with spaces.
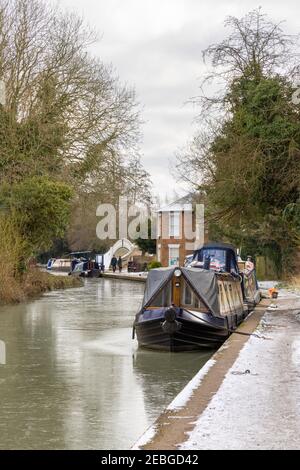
xmin=142 ymin=267 xmax=220 ymax=316
xmin=192 ymin=242 xmax=239 ymax=274
xmin=195 ymin=242 xmax=237 ymax=254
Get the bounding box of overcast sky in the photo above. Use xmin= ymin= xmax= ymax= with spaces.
xmin=57 ymin=0 xmax=299 ymax=200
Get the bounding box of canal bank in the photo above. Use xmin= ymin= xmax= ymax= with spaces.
xmin=0 ymin=268 xmax=83 ymax=305
xmin=134 ymin=293 xmax=300 ymax=450
xmin=101 ymin=272 xmax=147 ymax=282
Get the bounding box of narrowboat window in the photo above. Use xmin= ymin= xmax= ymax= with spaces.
xmin=197 ymin=249 xmax=226 ymax=271
xmin=150 ymin=282 xmax=172 ymax=307
xmin=220 ymin=289 xmax=224 ymax=306
xmin=151 ymin=290 xmax=163 ymax=307
xmin=230 ymin=256 xmax=238 ymax=273
xmin=181 ymin=280 xmax=207 ymax=311
xmin=184 ymin=283 xmax=192 ymax=305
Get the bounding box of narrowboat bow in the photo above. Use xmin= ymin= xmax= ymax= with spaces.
xmin=133 ymin=243 xmax=260 ymax=351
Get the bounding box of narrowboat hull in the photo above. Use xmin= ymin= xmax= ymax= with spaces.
xmin=134 ymin=308 xmax=247 ymax=352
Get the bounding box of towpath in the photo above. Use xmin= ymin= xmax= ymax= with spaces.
xmin=134 ymin=292 xmax=300 ymax=450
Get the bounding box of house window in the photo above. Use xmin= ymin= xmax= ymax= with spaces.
xmin=157 ymin=213 xmax=161 ymax=239
xmin=169 ymin=212 xmax=180 ymax=237
xmin=169 ymin=245 xmax=180 ymax=266
xmin=157 ymin=244 xmax=161 ymax=262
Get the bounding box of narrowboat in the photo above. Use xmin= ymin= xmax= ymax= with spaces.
xmin=133 ymin=243 xmax=260 ymax=351
xmin=47 ymin=257 xmax=72 ymax=273
xmin=47 ymin=252 xmax=102 ymax=277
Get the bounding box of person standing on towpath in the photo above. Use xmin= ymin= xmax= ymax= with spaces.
xmin=118 ymin=256 xmax=123 ymax=273
xmin=111 ymin=256 xmax=117 ymax=273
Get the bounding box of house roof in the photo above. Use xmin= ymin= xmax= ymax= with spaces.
xmin=156 ymin=194 xmax=194 ymax=213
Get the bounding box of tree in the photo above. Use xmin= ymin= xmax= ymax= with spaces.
xmin=0 ymin=0 xmax=152 ymax=261
xmin=135 ymin=219 xmax=157 ymax=255
xmin=0 ymin=0 xmax=142 ymax=186
xmin=177 ymin=9 xmax=300 ymax=274
xmin=2 ymin=176 xmax=73 ymax=256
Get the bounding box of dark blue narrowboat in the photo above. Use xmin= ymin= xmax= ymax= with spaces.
xmin=133 ymin=243 xmax=260 ymax=351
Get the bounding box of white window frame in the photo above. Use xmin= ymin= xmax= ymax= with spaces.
xmin=169 ymin=212 xmax=180 ymax=238
xmin=157 ymin=244 xmax=161 ymax=262
xmin=168 ymin=244 xmax=180 ymax=267
xmin=157 ymin=213 xmax=161 ymax=239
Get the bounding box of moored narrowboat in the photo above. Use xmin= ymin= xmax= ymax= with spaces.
xmin=133 ymin=243 xmax=260 ymax=352
xmin=47 ymin=251 xmax=102 ymax=277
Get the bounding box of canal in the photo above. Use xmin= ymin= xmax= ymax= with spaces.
xmin=0 ymin=279 xmax=211 ymax=450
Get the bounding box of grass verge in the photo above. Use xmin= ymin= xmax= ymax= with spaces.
xmin=0 ymin=268 xmax=83 ymax=305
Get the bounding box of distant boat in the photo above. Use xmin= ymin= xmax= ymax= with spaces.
xmin=47 ymin=251 xmax=102 ymax=277
xmin=133 ymin=243 xmax=260 ymax=352
xmin=46 ymin=257 xmax=72 ymax=272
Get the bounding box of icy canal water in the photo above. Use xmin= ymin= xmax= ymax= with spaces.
xmin=0 ymin=279 xmax=211 ymax=450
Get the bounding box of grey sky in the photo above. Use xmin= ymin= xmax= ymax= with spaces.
xmin=57 ymin=0 xmax=299 ymax=200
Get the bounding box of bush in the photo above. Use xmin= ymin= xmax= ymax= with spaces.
xmin=147 ymin=261 xmax=162 ymax=270
xmin=8 ymin=176 xmax=73 ymax=255
xmin=0 ymin=215 xmax=82 ymax=304
xmin=0 ymin=216 xmax=25 ymax=303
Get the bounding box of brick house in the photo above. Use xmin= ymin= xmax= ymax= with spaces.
xmin=156 ymin=196 xmax=208 ymax=267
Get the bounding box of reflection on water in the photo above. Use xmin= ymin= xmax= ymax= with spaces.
xmin=0 ymin=279 xmax=210 ymax=449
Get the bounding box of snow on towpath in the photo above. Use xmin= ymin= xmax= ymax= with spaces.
xmin=180 ymin=294 xmax=300 ymax=450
